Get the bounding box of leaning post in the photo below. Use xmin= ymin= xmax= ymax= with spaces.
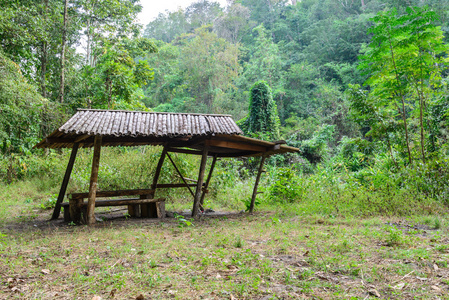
xmin=86 ymin=135 xmax=102 ymax=225
xmin=150 ymin=146 xmax=168 ymax=197
xmin=51 ymin=142 xmax=79 ymax=220
xmin=249 ymin=155 xmax=267 ymax=213
xmin=192 ymin=146 xmax=209 ymax=217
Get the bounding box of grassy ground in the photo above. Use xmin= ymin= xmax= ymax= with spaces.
xmin=1 ymin=207 xmax=448 ymax=299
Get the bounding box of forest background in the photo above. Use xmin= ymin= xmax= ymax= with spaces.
xmin=1 ymin=0 xmax=449 ymax=216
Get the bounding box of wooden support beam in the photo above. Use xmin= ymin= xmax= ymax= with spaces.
xmin=192 ymin=146 xmax=209 ymax=217
xmin=249 ymin=155 xmax=267 ymax=213
xmin=75 ymin=134 xmax=91 ymax=143
xmin=167 ymin=147 xmax=203 ymax=156
xmin=206 ymin=139 xmax=266 ymax=152
xmin=166 ymin=152 xmax=195 ymax=197
xmin=51 ymin=142 xmax=79 ymax=220
xmin=200 ymin=154 xmax=217 ymax=206
xmin=151 ymin=146 xmax=167 ymax=198
xmin=175 ymin=174 xmax=197 ymax=183
xmin=157 ymin=183 xmax=197 ymax=188
xmin=86 ymin=135 xmax=102 ymax=225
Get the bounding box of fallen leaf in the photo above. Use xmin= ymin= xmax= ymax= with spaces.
xmin=303 ymin=250 xmax=309 ymax=256
xmin=431 ymin=285 xmax=441 ymax=291
xmin=230 ymin=294 xmax=237 ymax=300
xmin=110 ymin=289 xmax=117 ymax=297
xmin=433 ymin=264 xmax=439 ymax=272
xmin=392 ymin=282 xmax=405 ymax=290
xmin=41 ymin=269 xmax=50 ymax=275
xmin=92 ymin=296 xmax=102 ymax=300
xmin=216 ymin=273 xmax=222 ymax=279
xmin=136 ymin=294 xmax=145 ymax=300
xmin=226 ymin=265 xmax=238 ymax=271
xmin=368 ymin=289 xmax=381 ymax=298
xmin=416 ymin=276 xmax=427 ymax=281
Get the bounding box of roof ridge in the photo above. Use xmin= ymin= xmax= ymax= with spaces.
xmin=77 ymin=108 xmax=233 ymax=117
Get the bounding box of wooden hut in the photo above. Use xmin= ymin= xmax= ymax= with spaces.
xmin=35 ymin=109 xmax=299 ymax=225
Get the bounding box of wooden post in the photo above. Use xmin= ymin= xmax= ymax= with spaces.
xmin=200 ymin=154 xmax=217 ymax=206
xmin=141 ymin=146 xmax=167 ymax=217
xmin=51 ymin=142 xmax=79 ymax=220
xmin=249 ymin=155 xmax=266 ymax=213
xmin=192 ymin=146 xmax=209 ymax=217
xmin=86 ymin=135 xmax=102 ymax=225
xmin=151 ymin=146 xmax=167 ymax=196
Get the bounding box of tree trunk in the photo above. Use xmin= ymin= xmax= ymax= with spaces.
xmin=40 ymin=42 xmax=48 ymax=98
xmin=40 ymin=0 xmax=49 ymax=98
xmin=388 ymin=37 xmax=412 ymax=164
xmin=59 ymin=0 xmax=68 ymax=103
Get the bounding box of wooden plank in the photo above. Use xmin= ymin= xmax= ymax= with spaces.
xmin=200 ymin=154 xmax=217 ymax=206
xmin=249 ymin=155 xmax=266 ymax=213
xmin=156 ymin=201 xmax=166 ymax=219
xmin=140 ymin=194 xmax=150 ymax=218
xmin=69 ymin=197 xmax=83 ymax=223
xmin=78 ymin=198 xmax=165 ymax=207
xmin=69 ymin=189 xmax=155 ymax=199
xmin=205 ymin=139 xmax=266 ymax=152
xmin=52 ymin=142 xmax=79 ymax=220
xmin=128 ymin=203 xmax=140 ymax=217
xmin=86 ymin=135 xmax=102 ymax=225
xmin=166 ymin=152 xmax=195 ymax=197
xmin=192 ymin=146 xmax=209 ymax=217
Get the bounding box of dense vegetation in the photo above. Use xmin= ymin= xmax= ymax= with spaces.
xmin=1 ymin=0 xmax=449 ymax=216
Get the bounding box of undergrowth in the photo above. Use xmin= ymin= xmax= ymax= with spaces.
xmin=0 ymin=147 xmax=448 ymax=224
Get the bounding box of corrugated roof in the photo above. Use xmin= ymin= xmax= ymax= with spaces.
xmin=34 ymin=109 xmax=299 ymax=157
xmin=59 ymin=109 xmax=242 ymax=137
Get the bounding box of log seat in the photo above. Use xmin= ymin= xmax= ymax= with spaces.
xmin=61 ymin=189 xmax=165 ymax=223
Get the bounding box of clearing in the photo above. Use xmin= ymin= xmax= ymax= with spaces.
xmin=1 ymin=210 xmax=448 ymax=299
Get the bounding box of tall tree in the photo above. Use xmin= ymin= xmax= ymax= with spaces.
xmin=59 ymin=0 xmax=68 ymax=103
xmin=239 ymin=80 xmax=280 ymax=140
xmin=357 ymin=6 xmax=449 ymax=164
xmin=177 ymin=26 xmax=239 ymax=112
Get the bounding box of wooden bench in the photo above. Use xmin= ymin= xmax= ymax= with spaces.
xmin=61 ymin=189 xmax=165 ymax=223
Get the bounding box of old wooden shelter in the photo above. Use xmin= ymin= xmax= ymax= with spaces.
xmin=35 ymin=109 xmax=299 ymax=225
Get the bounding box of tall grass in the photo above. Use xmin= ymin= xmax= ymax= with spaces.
xmin=1 ymin=147 xmax=448 ymax=222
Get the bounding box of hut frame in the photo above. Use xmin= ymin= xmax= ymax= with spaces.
xmin=35 ymin=109 xmax=298 ymax=225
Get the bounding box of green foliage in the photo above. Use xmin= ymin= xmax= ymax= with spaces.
xmin=0 ymin=50 xmax=64 ymax=155
xmin=40 ymin=195 xmax=57 ymax=210
xmin=339 ymin=137 xmax=374 ymax=171
xmin=81 ymin=38 xmax=157 ymax=109
xmin=385 ymin=228 xmax=405 ymax=247
xmin=241 ymin=198 xmax=259 ymax=212
xmin=293 ymin=124 xmax=335 ymax=164
xmin=267 ymin=167 xmax=303 ymax=203
xmin=174 ymin=213 xmax=194 ymax=227
xmin=356 ymin=6 xmax=449 ymax=164
xmin=240 ymin=80 xmax=280 ymax=140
